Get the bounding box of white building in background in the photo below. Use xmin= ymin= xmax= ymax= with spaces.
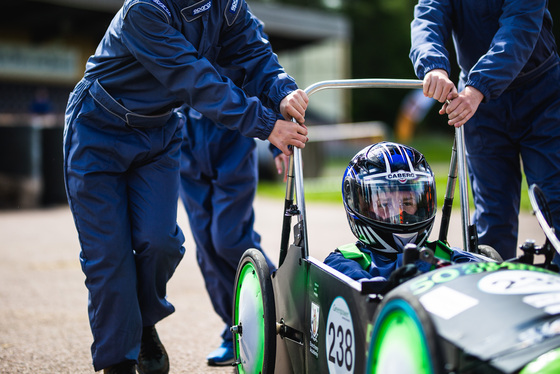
xmin=0 ymin=0 xmax=351 ymax=121
xmin=249 ymin=2 xmax=352 ymax=123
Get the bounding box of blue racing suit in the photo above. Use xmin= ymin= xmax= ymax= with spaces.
xmin=325 ymin=240 xmax=482 ymax=293
xmin=64 ymin=0 xmax=297 ymax=370
xmin=179 ymin=108 xmax=278 ymax=343
xmin=177 ymin=8 xmax=291 ymax=346
xmin=410 ymin=0 xmax=560 ymax=259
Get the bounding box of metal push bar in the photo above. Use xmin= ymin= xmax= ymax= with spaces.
xmin=279 ymin=78 xmax=475 ymax=264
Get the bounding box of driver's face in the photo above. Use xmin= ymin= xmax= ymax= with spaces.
xmin=372 ymin=190 xmax=418 ymax=220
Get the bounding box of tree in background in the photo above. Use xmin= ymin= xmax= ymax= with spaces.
xmin=258 ymin=0 xmax=429 ymax=134
xmin=340 ymin=0 xmax=418 ymax=129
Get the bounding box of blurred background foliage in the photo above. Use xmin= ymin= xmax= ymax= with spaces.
xmin=260 ymin=0 xmax=560 ymax=137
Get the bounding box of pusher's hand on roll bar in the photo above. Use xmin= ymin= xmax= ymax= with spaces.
xmin=444 ymin=86 xmax=484 ymax=128
xmin=280 ymin=89 xmax=309 ymax=124
xmin=269 ymin=89 xmax=309 ymax=156
xmin=423 ymin=69 xmax=457 ymax=103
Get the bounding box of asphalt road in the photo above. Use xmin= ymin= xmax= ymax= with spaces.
xmin=0 ymin=197 xmax=546 ymax=373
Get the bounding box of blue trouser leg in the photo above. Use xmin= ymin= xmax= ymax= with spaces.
xmin=180 ymin=114 xmax=275 ymax=340
xmin=129 ymin=142 xmax=186 ymax=327
xmin=464 ymin=100 xmax=521 ymax=260
xmin=64 ymin=93 xmax=185 ymax=370
xmin=465 ymin=64 xmax=560 ymax=261
xmin=517 ymin=65 xmax=560 ymax=264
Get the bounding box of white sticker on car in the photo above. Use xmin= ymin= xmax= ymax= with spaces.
xmin=310 ymin=302 xmax=320 ymax=359
xmin=523 ymin=292 xmax=560 ymax=314
xmin=326 ymin=297 xmax=354 ymax=374
xmin=478 ymin=270 xmax=560 ymax=295
xmin=419 ymin=285 xmax=479 ymax=320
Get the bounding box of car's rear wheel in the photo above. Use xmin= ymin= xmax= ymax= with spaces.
xmin=366 ymin=291 xmax=443 ymax=374
xmin=232 ymin=249 xmax=276 ymax=374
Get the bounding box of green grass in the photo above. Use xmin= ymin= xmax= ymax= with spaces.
xmin=258 ymin=176 xmax=343 ymax=204
xmin=258 ymin=134 xmax=533 ymax=212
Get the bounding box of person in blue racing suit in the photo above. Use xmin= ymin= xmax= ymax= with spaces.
xmin=409 ymin=0 xmax=560 ymax=261
xmin=177 ymin=16 xmax=292 ymax=366
xmin=325 ymin=142 xmax=482 ymax=293
xmin=179 ymin=111 xmax=286 ymax=366
xmin=63 ymin=1 xmax=309 ymax=373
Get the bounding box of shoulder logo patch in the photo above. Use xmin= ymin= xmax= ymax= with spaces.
xmin=224 ymin=0 xmax=243 ymax=26
xmin=229 ymin=0 xmax=239 ymax=13
xmin=151 ymin=0 xmax=172 ymax=17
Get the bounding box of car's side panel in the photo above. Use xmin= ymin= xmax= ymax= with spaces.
xmin=272 ymin=244 xmax=308 ymax=374
xmin=304 ymin=257 xmax=381 ymax=374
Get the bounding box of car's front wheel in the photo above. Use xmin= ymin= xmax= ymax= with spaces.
xmin=232 ymin=249 xmax=276 ymax=374
xmin=366 ymin=290 xmax=443 ymax=374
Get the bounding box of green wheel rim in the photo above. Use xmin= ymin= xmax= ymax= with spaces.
xmin=234 ymin=261 xmax=266 ymax=374
xmin=368 ymin=299 xmax=433 ymax=374
xmin=520 ymin=347 xmax=560 ymax=374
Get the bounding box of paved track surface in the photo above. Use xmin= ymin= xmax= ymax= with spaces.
xmin=0 ymin=197 xmax=546 ymax=373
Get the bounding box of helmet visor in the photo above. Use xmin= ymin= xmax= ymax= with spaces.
xmin=346 ymin=171 xmax=435 ymax=225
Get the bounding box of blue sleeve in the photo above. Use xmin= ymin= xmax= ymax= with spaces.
xmin=217 ymin=10 xmax=298 ymax=113
xmin=325 ymin=251 xmax=381 ymax=281
xmin=465 ymin=0 xmax=547 ymax=101
xmin=411 ymin=0 xmax=549 ymax=102
xmin=410 ymin=0 xmax=454 ymax=80
xmin=451 ymin=249 xmax=484 ymax=263
xmin=268 ymin=143 xmax=282 ymax=158
xmin=121 ymin=2 xmax=276 ymax=140
xmin=267 ymin=111 xmax=284 ymax=157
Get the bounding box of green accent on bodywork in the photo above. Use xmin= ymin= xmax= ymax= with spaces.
xmin=337 ymin=240 xmax=451 ymax=272
xmin=425 ymin=240 xmax=453 ymax=261
xmin=338 ymin=243 xmax=372 ymax=270
xmin=234 ymin=262 xmax=265 ymax=374
xmin=520 ymin=348 xmax=560 ymax=374
xmin=366 ymin=323 xmax=373 ymax=345
xmin=368 ymin=299 xmax=432 ymax=374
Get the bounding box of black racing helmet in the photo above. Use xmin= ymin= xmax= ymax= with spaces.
xmin=342 ymin=142 xmax=436 ymax=254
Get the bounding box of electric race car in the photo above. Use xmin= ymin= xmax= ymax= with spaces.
xmin=230 ymin=79 xmax=560 ymax=374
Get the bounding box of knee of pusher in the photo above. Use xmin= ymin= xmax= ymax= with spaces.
xmin=210 ymin=230 xmax=236 ymax=252
xmin=212 ymin=234 xmax=255 ymax=259
xmin=136 ymin=227 xmax=185 ymax=259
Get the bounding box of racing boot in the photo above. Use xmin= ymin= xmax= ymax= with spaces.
xmin=206 ymin=339 xmax=234 ymax=366
xmin=137 ymin=325 xmax=169 ymax=374
xmin=103 ymin=360 xmax=136 ymax=374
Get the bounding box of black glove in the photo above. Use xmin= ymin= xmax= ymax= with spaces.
xmin=383 ymin=263 xmax=420 ymax=293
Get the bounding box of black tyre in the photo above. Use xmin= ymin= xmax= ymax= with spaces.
xmin=232 ymin=249 xmax=276 ymax=374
